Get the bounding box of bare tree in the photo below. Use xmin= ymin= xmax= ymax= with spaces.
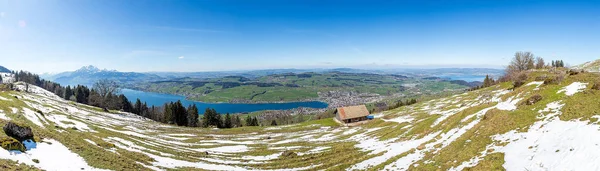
xmin=92 ymin=79 xmax=120 ymax=109
xmin=93 ymin=79 xmax=120 ymax=98
xmin=507 ymin=51 xmax=535 ymax=73
xmin=535 ymin=57 xmax=545 ymax=69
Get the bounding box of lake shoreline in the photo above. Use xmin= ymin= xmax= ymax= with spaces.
xmin=120 ymin=88 xmax=329 ymax=114
xmin=124 ymin=87 xmax=328 ymax=105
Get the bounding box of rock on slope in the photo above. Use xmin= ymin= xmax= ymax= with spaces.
xmin=0 ymin=68 xmax=599 ymax=170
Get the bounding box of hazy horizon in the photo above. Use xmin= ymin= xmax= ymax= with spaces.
xmin=30 ymin=63 xmax=505 ymax=75
xmin=2 ymin=0 xmax=599 ymax=73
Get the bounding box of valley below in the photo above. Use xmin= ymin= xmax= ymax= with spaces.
xmin=125 ymin=72 xmax=472 ymax=108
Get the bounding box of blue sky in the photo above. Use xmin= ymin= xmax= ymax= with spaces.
xmin=1 ymin=0 xmax=599 ymax=73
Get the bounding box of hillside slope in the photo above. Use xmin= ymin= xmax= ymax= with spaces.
xmin=573 ymin=59 xmax=600 ymax=72
xmin=0 ymin=68 xmax=599 ymax=170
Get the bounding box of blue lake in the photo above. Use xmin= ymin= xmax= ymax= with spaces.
xmin=121 ymin=89 xmax=328 ymax=114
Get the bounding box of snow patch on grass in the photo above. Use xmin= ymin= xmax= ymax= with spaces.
xmin=383 ymin=115 xmax=414 ymax=124
xmin=526 ymin=81 xmax=544 ymax=90
xmin=204 ymin=145 xmax=249 ymax=153
xmin=350 ymin=131 xmax=439 ymax=170
xmin=45 ymin=114 xmax=95 ymax=132
xmin=0 ymin=96 xmax=10 ymax=101
xmin=491 ymin=101 xmax=600 ymax=170
xmin=0 ymin=139 xmax=107 ymax=170
xmin=22 ymin=108 xmax=45 ymax=127
xmin=0 ymin=110 xmax=11 ymax=120
xmin=84 ymin=139 xmax=97 ymax=146
xmin=558 ymin=82 xmax=588 ymax=96
xmin=526 ymin=81 xmax=544 ymax=87
xmin=167 ymin=133 xmax=197 ymax=137
xmin=13 ymin=82 xmax=62 ymax=99
xmin=495 ymin=96 xmax=522 ymax=111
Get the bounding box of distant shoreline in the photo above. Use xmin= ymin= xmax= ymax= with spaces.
xmin=123 ymin=88 xmax=329 ymax=107
xmin=122 ymin=88 xmax=329 ymax=105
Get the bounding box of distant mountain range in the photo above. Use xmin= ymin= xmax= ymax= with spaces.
xmin=0 ymin=65 xmax=11 ymax=73
xmin=44 ymin=65 xmax=162 ymax=86
xmin=41 ymin=65 xmax=505 ymax=86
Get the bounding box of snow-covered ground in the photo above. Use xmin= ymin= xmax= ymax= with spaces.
xmin=0 ymin=139 xmax=108 ymax=171
xmin=490 ymin=101 xmax=600 ymax=170
xmin=558 ymin=82 xmax=588 ymax=96
xmin=0 ymin=73 xmax=15 ymax=84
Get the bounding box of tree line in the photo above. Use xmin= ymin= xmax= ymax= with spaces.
xmin=551 ymin=60 xmax=565 ymax=68
xmin=8 ymin=71 xmax=262 ymax=128
xmin=502 ymin=51 xmax=567 ymax=88
xmin=467 ymin=75 xmax=497 ymax=91
xmin=386 ymin=98 xmax=418 ymax=111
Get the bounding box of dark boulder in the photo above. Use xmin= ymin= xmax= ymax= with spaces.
xmin=280 ymin=150 xmax=297 ymax=158
xmin=3 ymin=122 xmax=34 ymax=142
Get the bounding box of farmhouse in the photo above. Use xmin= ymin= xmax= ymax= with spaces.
xmin=335 ymin=105 xmax=370 ymax=123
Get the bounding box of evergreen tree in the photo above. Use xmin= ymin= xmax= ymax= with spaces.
xmin=483 ymin=75 xmax=495 ymax=87
xmin=172 ymin=101 xmax=187 ymax=126
xmin=149 ymin=105 xmax=157 ymax=121
xmin=252 ymin=117 xmax=259 ymax=126
xmin=271 ymin=120 xmax=277 ymax=126
xmin=186 ymin=104 xmax=199 ymax=127
xmin=64 ymin=86 xmax=73 ymax=100
xmin=246 ymin=115 xmax=252 ymax=126
xmin=163 ymin=103 xmax=173 ymax=124
xmin=82 ymin=85 xmax=90 ymax=104
xmin=235 ymin=115 xmax=242 ymax=127
xmin=215 ymin=112 xmax=223 ymax=128
xmin=134 ymin=98 xmax=142 ymax=115
xmin=560 ymin=60 xmax=565 ymax=67
xmin=75 ymin=87 xmax=86 ymax=104
xmin=202 ymin=108 xmax=211 ymax=128
xmin=211 ymin=109 xmax=221 ymax=127
xmin=142 ymin=102 xmax=148 ymax=117
xmin=224 ymin=113 xmax=232 ymax=128
xmin=483 ymin=75 xmax=490 ymax=87
xmin=119 ymin=95 xmax=133 ymax=113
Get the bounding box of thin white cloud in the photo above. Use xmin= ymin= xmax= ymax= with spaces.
xmin=178 ymin=56 xmax=184 ymax=59
xmin=1 ymin=12 xmax=5 ymax=17
xmin=155 ymin=26 xmax=226 ymax=33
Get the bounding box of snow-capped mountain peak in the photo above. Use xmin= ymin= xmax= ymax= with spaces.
xmin=75 ymin=65 xmax=102 ymax=73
